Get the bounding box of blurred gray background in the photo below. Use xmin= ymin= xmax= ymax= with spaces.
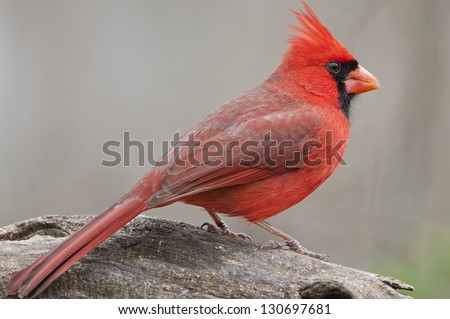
xmin=1 ymin=0 xmax=449 ymax=297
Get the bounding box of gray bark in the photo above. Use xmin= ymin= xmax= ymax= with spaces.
xmin=0 ymin=215 xmax=413 ymax=298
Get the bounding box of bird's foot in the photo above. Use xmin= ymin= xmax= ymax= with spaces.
xmin=201 ymin=222 xmax=252 ymax=241
xmin=262 ymin=239 xmax=329 ymax=261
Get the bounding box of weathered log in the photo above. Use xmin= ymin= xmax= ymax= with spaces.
xmin=0 ymin=215 xmax=413 ymax=298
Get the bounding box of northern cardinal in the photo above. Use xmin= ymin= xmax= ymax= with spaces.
xmin=6 ymin=2 xmax=379 ymax=298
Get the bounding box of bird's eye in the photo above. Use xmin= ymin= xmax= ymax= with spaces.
xmin=327 ymin=61 xmax=341 ymax=74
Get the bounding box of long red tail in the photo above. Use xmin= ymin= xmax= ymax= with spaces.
xmin=5 ymin=190 xmax=149 ymax=298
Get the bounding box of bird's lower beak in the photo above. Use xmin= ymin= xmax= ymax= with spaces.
xmin=345 ymin=65 xmax=380 ymax=94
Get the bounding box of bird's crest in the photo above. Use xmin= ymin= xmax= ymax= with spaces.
xmin=288 ymin=2 xmax=354 ymax=63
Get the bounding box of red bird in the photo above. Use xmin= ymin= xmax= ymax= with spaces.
xmin=6 ymin=2 xmax=379 ymax=298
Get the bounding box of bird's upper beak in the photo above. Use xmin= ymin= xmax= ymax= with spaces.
xmin=345 ymin=65 xmax=380 ymax=94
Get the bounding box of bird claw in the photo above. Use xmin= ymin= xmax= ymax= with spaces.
xmin=201 ymin=222 xmax=252 ymax=241
xmin=261 ymin=239 xmax=329 ymax=261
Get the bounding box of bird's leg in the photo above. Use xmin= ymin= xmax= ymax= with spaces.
xmin=201 ymin=210 xmax=252 ymax=241
xmin=256 ymin=220 xmax=329 ymax=261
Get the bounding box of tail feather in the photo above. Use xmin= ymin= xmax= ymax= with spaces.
xmin=5 ymin=195 xmax=148 ymax=298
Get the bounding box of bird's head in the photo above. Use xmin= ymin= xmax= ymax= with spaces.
xmin=278 ymin=1 xmax=380 ymax=117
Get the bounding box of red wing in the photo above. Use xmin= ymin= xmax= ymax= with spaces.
xmin=149 ymin=109 xmax=319 ymax=205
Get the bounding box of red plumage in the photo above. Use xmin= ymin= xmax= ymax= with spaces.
xmin=5 ymin=1 xmax=379 ymax=298
xmin=288 ymin=5 xmax=354 ymax=64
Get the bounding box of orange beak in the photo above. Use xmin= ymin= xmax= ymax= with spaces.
xmin=345 ymin=65 xmax=380 ymax=94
